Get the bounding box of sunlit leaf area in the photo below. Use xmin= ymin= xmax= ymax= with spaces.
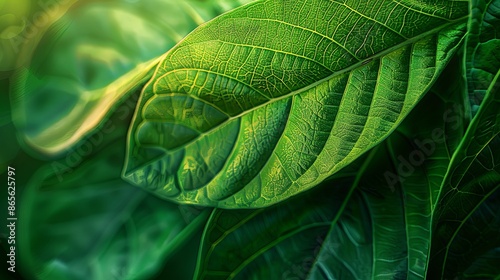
xmin=1 ymin=0 xmax=499 ymax=279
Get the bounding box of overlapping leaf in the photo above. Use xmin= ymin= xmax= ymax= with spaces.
xmin=193 ymin=65 xmax=468 ymax=279
xmin=124 ymin=0 xmax=469 ymax=208
xmin=430 ymin=45 xmax=500 ymax=280
xmin=428 ymin=0 xmax=500 ymax=277
xmin=466 ymin=0 xmax=500 ymax=113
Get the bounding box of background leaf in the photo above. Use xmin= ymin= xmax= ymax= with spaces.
xmin=446 ymin=189 xmax=500 ymax=279
xmin=9 ymin=0 xmax=253 ymax=156
xmin=16 ymin=93 xmax=210 ymax=280
xmin=466 ymin=0 xmax=500 ymax=114
xmin=429 ymin=1 xmax=500 ymax=277
xmin=125 ymin=0 xmax=469 ymax=208
xmin=463 ymin=247 xmax=500 ymax=279
xmin=430 ymin=29 xmax=500 ymax=279
xmin=0 ymin=0 xmax=69 ymax=73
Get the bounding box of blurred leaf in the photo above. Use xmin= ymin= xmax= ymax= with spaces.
xmin=0 ymin=78 xmax=19 ymax=168
xmin=10 ymin=0 xmax=253 ymax=156
xmin=124 ymin=0 xmax=469 ymax=208
xmin=0 ymin=0 xmax=52 ymax=72
xmin=17 ymin=97 xmax=210 ymax=280
xmin=19 ymin=147 xmax=209 ymax=280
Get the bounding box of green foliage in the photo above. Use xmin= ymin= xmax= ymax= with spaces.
xmin=19 ymin=143 xmax=209 ymax=280
xmin=9 ymin=0 xmax=253 ymax=155
xmin=17 ymin=95 xmax=210 ymax=280
xmin=2 ymin=0 xmax=499 ymax=279
xmin=193 ymin=58 xmax=470 ymax=280
xmin=466 ymin=0 xmax=500 ymax=112
xmin=124 ymin=0 xmax=468 ymax=208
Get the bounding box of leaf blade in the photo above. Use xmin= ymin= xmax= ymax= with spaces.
xmin=125 ymin=0 xmax=469 ymax=208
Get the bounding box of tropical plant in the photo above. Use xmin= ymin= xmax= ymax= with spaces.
xmin=1 ymin=0 xmax=499 ymax=279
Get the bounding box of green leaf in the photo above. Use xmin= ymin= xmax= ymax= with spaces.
xmin=193 ymin=68 xmax=468 ymax=279
xmin=195 ymin=177 xmax=355 ymax=280
xmin=429 ymin=62 xmax=500 ymax=278
xmin=9 ymin=0 xmax=253 ymax=156
xmin=430 ymin=0 xmax=500 ymax=277
xmin=466 ymin=0 xmax=500 ymax=114
xmin=124 ymin=0 xmax=469 ymax=208
xmin=446 ymin=189 xmax=500 ymax=279
xmin=17 ymin=102 xmax=210 ymax=280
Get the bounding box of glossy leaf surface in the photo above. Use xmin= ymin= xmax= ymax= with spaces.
xmin=125 ymin=0 xmax=469 ymax=208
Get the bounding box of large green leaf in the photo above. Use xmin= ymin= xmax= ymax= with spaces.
xmin=466 ymin=0 xmax=500 ymax=113
xmin=9 ymin=0 xmax=253 ymax=156
xmin=124 ymin=0 xmax=468 ymax=208
xmin=17 ymin=97 xmax=210 ymax=280
xmin=193 ymin=68 xmax=468 ymax=279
